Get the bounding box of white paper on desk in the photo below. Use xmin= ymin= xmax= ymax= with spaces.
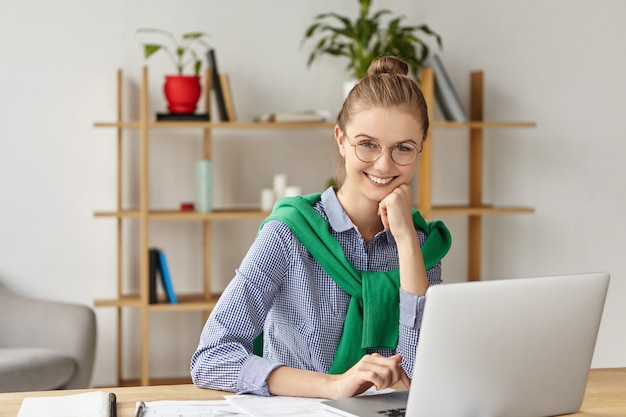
xmin=140 ymin=400 xmax=247 ymax=416
xmin=226 ymin=395 xmax=331 ymax=417
xmin=18 ymin=391 xmax=110 ymax=417
xmin=225 ymin=387 xmax=395 ymax=417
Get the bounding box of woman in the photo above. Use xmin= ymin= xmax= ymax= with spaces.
xmin=190 ymin=56 xmax=451 ymax=399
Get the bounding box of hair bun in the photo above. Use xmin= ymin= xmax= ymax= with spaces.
xmin=367 ymin=56 xmax=410 ymax=77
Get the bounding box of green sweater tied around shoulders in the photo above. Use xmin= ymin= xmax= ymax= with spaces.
xmin=256 ymin=193 xmax=451 ymax=374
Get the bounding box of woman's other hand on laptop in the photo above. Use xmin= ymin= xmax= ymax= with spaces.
xmin=329 ymin=353 xmax=411 ymax=398
xmin=265 ymin=353 xmax=410 ymax=399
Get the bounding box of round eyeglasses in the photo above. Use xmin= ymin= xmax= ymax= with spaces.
xmin=344 ymin=135 xmax=422 ymax=166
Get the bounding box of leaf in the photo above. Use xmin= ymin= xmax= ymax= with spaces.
xmin=182 ymin=32 xmax=209 ymax=40
xmin=422 ymin=25 xmax=443 ymax=49
xmin=304 ymin=23 xmax=322 ymax=39
xmin=143 ymin=44 xmax=162 ymax=59
xmin=371 ymin=9 xmax=392 ymax=21
xmin=359 ymin=0 xmax=372 ymax=18
xmin=321 ymin=13 xmax=354 ymax=31
xmin=136 ymin=28 xmax=171 ymax=36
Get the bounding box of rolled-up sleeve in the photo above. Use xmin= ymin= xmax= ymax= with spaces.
xmin=238 ymin=356 xmax=284 ymax=395
xmin=399 ymin=288 xmax=425 ymax=329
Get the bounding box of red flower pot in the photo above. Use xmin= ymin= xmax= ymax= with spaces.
xmin=163 ymin=75 xmax=201 ymax=114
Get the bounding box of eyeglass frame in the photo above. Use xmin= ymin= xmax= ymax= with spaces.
xmin=343 ymin=134 xmax=423 ymax=166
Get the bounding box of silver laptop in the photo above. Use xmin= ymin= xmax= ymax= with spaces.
xmin=322 ymin=272 xmax=610 ymax=417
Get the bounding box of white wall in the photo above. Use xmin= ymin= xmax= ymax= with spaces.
xmin=0 ymin=0 xmax=624 ymax=387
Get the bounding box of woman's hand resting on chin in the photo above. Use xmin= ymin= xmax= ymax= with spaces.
xmin=378 ymin=184 xmax=415 ymax=241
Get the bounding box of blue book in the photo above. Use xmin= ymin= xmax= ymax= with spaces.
xmin=156 ymin=250 xmax=178 ymax=304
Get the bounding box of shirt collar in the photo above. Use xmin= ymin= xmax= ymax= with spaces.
xmin=321 ymin=187 xmax=354 ymax=233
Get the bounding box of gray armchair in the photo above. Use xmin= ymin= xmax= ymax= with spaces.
xmin=0 ymin=281 xmax=97 ymax=392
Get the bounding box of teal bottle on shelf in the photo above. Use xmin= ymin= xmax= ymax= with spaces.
xmin=195 ymin=160 xmax=213 ymax=213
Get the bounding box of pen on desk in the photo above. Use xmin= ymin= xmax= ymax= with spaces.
xmin=135 ymin=401 xmax=147 ymax=417
xmin=109 ymin=393 xmax=117 ymax=417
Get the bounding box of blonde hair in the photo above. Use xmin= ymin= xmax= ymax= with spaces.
xmin=334 ymin=56 xmax=429 ymax=186
xmin=337 ymin=56 xmax=429 ymax=140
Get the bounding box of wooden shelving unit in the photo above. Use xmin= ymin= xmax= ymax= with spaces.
xmin=93 ymin=66 xmax=534 ymax=386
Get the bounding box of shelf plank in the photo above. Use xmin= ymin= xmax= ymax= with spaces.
xmin=149 ymin=209 xmax=269 ymax=220
xmin=95 ymin=206 xmax=534 ymax=220
xmin=94 ymin=121 xmax=336 ymax=129
xmin=431 ymin=120 xmax=536 ymax=129
xmin=151 ymin=121 xmax=337 ymax=129
xmin=94 ymin=210 xmax=141 ymax=218
xmin=148 ymin=299 xmax=218 ymax=312
xmin=94 ymin=121 xmax=141 ymax=128
xmin=424 ymin=205 xmax=535 ymax=216
xmin=94 ymin=209 xmax=270 ymax=220
xmin=94 ymin=293 xmax=219 ymax=311
xmin=94 ymin=295 xmax=142 ymax=307
xmin=94 ymin=120 xmax=535 ymax=130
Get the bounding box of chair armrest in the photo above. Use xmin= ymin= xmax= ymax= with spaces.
xmin=0 ymin=284 xmax=97 ymax=388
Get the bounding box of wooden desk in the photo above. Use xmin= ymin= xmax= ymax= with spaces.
xmin=0 ymin=383 xmax=227 ymax=417
xmin=1 ymin=368 xmax=625 ymax=417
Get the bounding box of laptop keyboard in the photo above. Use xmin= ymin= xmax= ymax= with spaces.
xmin=378 ymin=408 xmax=406 ymax=417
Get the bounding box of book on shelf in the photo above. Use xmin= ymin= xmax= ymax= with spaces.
xmin=424 ymin=54 xmax=468 ymax=122
xmin=17 ymin=391 xmax=116 ymax=417
xmin=207 ymin=48 xmax=229 ymax=122
xmin=149 ymin=248 xmax=159 ymax=304
xmin=149 ymin=248 xmax=178 ymax=304
xmin=256 ymin=109 xmax=331 ymax=123
xmin=219 ymin=73 xmax=237 ymax=122
xmin=157 ymin=249 xmax=178 ymax=303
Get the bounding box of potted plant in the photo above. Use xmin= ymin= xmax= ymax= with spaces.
xmin=136 ymin=28 xmax=210 ymax=114
xmin=302 ymin=0 xmax=442 ymax=85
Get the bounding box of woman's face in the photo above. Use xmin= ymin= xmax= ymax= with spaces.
xmin=335 ymin=106 xmax=423 ymax=205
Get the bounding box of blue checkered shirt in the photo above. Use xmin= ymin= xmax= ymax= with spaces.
xmin=190 ymin=187 xmax=442 ymax=396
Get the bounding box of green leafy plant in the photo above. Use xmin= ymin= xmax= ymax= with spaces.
xmin=136 ymin=28 xmax=210 ymax=76
xmin=302 ymin=0 xmax=442 ymax=79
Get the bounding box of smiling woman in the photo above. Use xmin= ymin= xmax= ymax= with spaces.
xmin=190 ymin=56 xmax=451 ymax=400
xmin=335 ymin=107 xmax=423 ymax=229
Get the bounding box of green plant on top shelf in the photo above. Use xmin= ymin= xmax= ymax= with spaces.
xmin=302 ymin=0 xmax=442 ymax=79
xmin=136 ymin=28 xmax=210 ymax=75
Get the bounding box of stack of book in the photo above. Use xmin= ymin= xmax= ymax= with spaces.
xmin=256 ymin=110 xmax=330 ymax=123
